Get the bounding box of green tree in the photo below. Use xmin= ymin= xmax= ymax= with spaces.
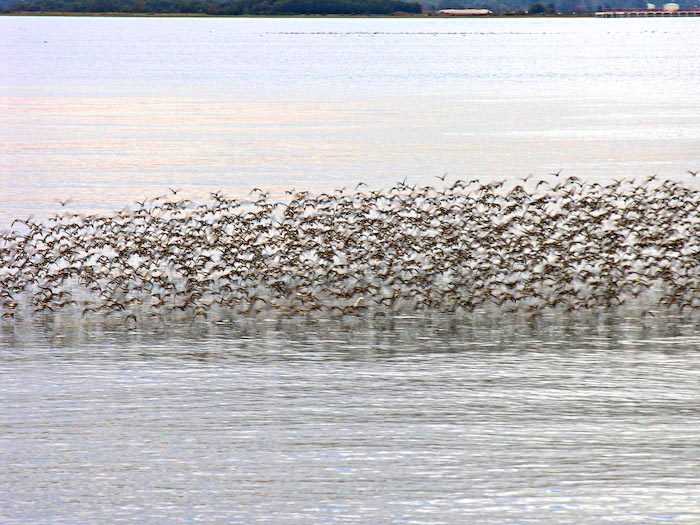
xmin=528 ymin=1 xmax=555 ymax=12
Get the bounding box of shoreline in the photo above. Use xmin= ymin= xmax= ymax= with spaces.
xmin=0 ymin=11 xmax=595 ymax=18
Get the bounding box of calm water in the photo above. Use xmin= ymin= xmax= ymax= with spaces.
xmin=3 ymin=15 xmax=700 ymax=524
xmin=1 ymin=16 xmax=700 ymax=225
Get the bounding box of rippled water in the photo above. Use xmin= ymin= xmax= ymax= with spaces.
xmin=3 ymin=15 xmax=700 ymax=523
xmin=2 ymin=16 xmax=700 ymax=226
xmin=3 ymin=312 xmax=700 ymax=523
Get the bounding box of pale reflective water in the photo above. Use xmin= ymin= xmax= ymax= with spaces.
xmin=3 ymin=16 xmax=700 ymax=523
xmin=3 ymin=312 xmax=700 ymax=523
xmin=2 ymin=17 xmax=700 ymax=226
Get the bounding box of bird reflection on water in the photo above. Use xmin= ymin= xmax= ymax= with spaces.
xmin=2 ymin=174 xmax=700 ymax=323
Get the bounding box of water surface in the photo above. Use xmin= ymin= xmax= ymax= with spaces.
xmin=3 ymin=16 xmax=700 ymax=524
xmin=3 ymin=313 xmax=700 ymax=523
xmin=2 ymin=16 xmax=700 ymax=225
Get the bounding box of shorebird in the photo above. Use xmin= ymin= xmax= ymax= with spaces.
xmin=3 ymin=172 xmax=700 ymax=319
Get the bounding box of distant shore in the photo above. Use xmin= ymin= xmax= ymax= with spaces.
xmin=0 ymin=11 xmax=595 ymax=17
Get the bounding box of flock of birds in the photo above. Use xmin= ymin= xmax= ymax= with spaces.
xmin=3 ymin=173 xmax=700 ymax=322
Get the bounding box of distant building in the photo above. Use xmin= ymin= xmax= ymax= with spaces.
xmin=438 ymin=8 xmax=492 ymax=14
xmin=596 ymin=3 xmax=699 ymax=15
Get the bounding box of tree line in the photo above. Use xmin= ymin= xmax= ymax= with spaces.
xmin=2 ymin=0 xmax=671 ymax=15
xmin=434 ymin=0 xmax=647 ymax=12
xmin=4 ymin=0 xmax=422 ymax=14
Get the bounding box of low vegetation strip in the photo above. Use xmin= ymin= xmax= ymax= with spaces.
xmin=3 ymin=0 xmax=422 ymax=15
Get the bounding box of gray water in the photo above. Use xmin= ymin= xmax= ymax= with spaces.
xmin=1 ymin=16 xmax=700 ymax=226
xmin=3 ymin=313 xmax=700 ymax=524
xmin=3 ymin=15 xmax=700 ymax=524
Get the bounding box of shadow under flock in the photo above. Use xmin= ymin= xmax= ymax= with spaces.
xmin=3 ymin=174 xmax=700 ymax=325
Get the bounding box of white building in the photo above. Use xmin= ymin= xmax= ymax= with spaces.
xmin=438 ymin=8 xmax=493 ymax=14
